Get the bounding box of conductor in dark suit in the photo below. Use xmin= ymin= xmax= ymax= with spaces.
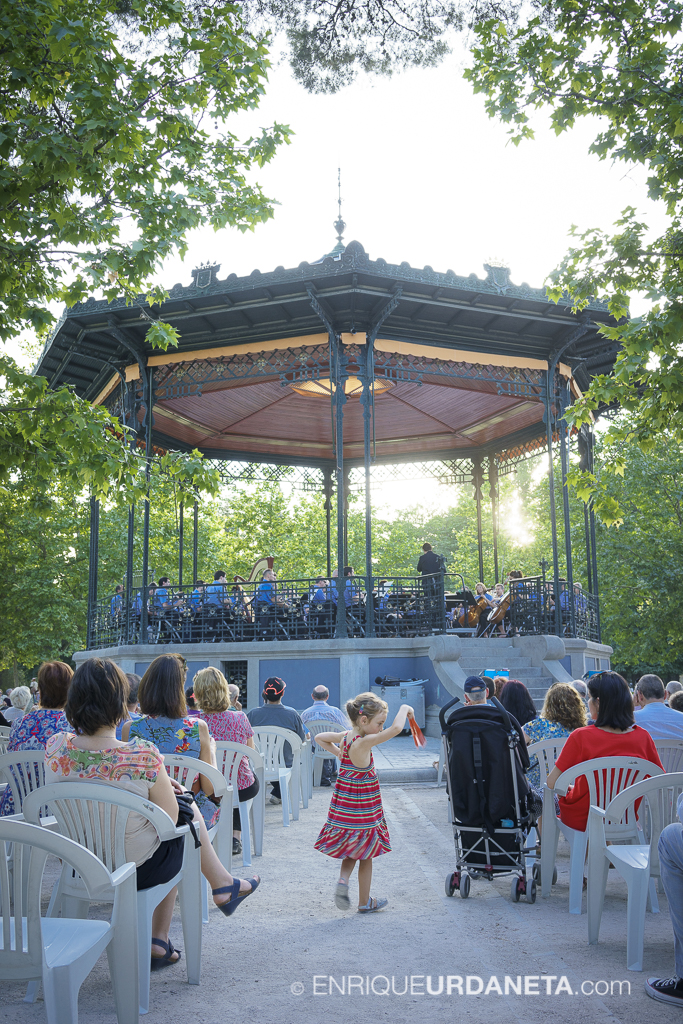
xmin=417 ymin=543 xmax=442 ymax=627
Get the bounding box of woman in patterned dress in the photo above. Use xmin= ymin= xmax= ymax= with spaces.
xmin=46 ymin=658 xmax=259 ymax=971
xmin=124 ymin=655 xmax=221 ymax=829
xmin=0 ymin=660 xmax=72 ymax=816
xmin=314 ymin=691 xmax=415 ymax=914
xmin=193 ymin=667 xmax=259 ymax=856
xmin=523 ymin=682 xmax=588 ymax=790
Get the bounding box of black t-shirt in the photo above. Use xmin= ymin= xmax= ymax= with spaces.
xmin=417 ymin=550 xmax=441 ymax=575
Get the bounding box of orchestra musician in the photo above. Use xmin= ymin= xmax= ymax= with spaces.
xmin=110 ymin=584 xmax=123 ymax=618
xmin=256 ymin=568 xmax=286 ymax=637
xmin=205 ymin=570 xmax=233 ymax=612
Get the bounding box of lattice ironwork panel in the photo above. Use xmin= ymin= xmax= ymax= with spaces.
xmin=206 ymin=460 xmax=327 ymax=491
xmin=149 ymin=343 xmax=547 ymax=401
xmin=346 ymin=460 xmax=474 ymax=491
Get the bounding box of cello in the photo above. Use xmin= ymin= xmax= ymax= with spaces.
xmin=457 ymin=594 xmax=491 ymax=627
xmin=233 ymin=556 xmax=275 ymax=623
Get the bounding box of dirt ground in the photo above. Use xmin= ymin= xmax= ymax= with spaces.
xmin=3 ymin=782 xmax=681 ymax=1024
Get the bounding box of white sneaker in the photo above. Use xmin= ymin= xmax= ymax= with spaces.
xmin=269 ymin=795 xmax=282 ymax=805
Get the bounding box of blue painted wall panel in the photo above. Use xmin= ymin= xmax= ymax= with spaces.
xmin=369 ymin=656 xmax=444 ymax=708
xmin=135 ymin=660 xmax=209 ymax=688
xmin=257 ymin=658 xmax=340 ymax=712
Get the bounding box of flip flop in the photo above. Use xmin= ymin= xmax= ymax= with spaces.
xmin=213 ymin=876 xmax=260 ymax=917
xmin=334 ymin=881 xmax=351 ymax=910
xmin=358 ymin=897 xmax=388 ymax=913
xmin=150 ymin=938 xmax=181 ymax=970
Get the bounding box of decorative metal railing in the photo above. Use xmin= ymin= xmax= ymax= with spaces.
xmin=88 ymin=572 xmax=599 ymax=650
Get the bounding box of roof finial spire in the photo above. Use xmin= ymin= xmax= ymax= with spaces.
xmin=333 ymin=167 xmax=345 ymax=248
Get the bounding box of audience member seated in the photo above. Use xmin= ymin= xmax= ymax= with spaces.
xmin=671 ymin=691 xmax=683 ymax=714
xmin=193 ymin=667 xmax=259 ymax=856
xmin=115 ymin=673 xmax=143 ymax=739
xmin=228 ymin=683 xmax=242 ymax=711
xmin=546 ymin=671 xmax=663 ymax=833
xmin=3 ymin=685 xmax=31 ymax=723
xmin=185 ymin=685 xmax=201 ymax=717
xmin=667 ymin=680 xmax=683 ymax=700
xmin=124 ymin=655 xmax=221 ymax=830
xmin=523 ymin=683 xmax=587 ymax=812
xmin=246 ymin=676 xmax=306 ymax=804
xmin=0 ymin=660 xmax=73 ymax=816
xmin=498 ymin=679 xmax=538 ymax=728
xmin=46 ymin=657 xmax=260 ymax=970
xmin=633 ymin=673 xmax=683 ymax=741
xmin=300 ymin=685 xmax=349 ymax=786
xmin=647 ymin=792 xmax=683 ymax=1003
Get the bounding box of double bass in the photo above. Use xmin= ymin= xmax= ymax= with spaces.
xmin=233 ymin=555 xmax=275 ymax=623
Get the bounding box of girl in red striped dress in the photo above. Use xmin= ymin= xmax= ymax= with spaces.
xmin=314 ymin=692 xmax=415 ymax=913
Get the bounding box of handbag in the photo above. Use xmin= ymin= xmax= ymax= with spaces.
xmin=175 ymin=790 xmax=202 ymax=849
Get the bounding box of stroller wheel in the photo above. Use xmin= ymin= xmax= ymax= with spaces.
xmin=459 ymin=874 xmax=471 ymax=899
xmin=511 ymin=876 xmax=522 ymax=902
xmin=445 ymin=872 xmax=458 ymax=897
xmin=532 ymin=862 xmax=540 ymax=883
xmin=527 ymin=879 xmax=537 ymax=904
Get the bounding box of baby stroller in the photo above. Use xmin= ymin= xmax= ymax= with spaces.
xmin=440 ymin=693 xmax=539 ymax=903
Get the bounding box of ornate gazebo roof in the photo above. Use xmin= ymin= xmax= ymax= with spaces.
xmin=35 ymin=241 xmax=617 ymax=469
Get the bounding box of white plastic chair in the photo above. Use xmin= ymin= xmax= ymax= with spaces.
xmin=654 ymin=740 xmax=683 ymax=773
xmin=587 ymin=772 xmax=683 ymax=970
xmin=252 ymin=728 xmax=301 ymax=825
xmin=0 ymin=750 xmax=48 ymax=814
xmin=525 ymin=737 xmax=567 ymax=877
xmin=23 ymin=782 xmax=202 ymax=1016
xmin=162 ymin=753 xmax=233 ymax=922
xmin=305 ymin=720 xmax=341 ymax=787
xmin=300 ymin=736 xmax=312 ymax=805
xmin=214 ymin=742 xmax=265 ymax=865
xmin=0 ymin=726 xmax=10 ymax=755
xmin=0 ymin=816 xmax=139 ymax=1024
xmin=527 ymin=737 xmax=567 ymax=788
xmin=541 ymin=756 xmax=664 ymax=914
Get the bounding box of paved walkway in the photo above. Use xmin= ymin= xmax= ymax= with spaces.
xmin=5 ymin=780 xmax=683 ymax=1024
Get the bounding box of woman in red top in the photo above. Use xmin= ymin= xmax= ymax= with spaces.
xmin=547 ymin=671 xmax=663 ymax=831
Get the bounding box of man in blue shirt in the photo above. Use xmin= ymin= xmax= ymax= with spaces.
xmin=110 ymin=584 xmax=123 ymax=619
xmin=256 ymin=568 xmax=285 ymax=637
xmin=204 ymin=570 xmax=231 ymax=609
xmin=189 ymin=580 xmax=206 ymax=610
xmin=634 ymin=674 xmax=683 ymax=742
xmin=301 ymin=685 xmax=348 ymax=786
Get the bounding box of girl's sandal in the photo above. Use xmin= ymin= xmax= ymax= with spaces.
xmin=358 ymin=897 xmax=388 ymax=913
xmin=334 ymin=881 xmax=351 ymax=910
xmin=150 ymin=938 xmax=181 ymax=970
xmin=212 ymin=876 xmax=260 ymax=917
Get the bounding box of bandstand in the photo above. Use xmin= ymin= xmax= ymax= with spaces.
xmin=35 ymin=238 xmax=615 ymax=726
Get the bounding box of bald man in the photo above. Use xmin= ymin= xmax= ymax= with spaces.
xmin=301 ymin=685 xmax=349 ymax=786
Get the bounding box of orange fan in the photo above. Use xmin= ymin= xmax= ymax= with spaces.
xmin=409 ymin=717 xmax=426 ymax=748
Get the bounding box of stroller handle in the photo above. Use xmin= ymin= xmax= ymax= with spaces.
xmin=439 ymin=694 xmax=461 ymax=732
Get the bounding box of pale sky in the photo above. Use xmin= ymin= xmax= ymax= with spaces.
xmin=159 ymin=39 xmax=665 ymax=302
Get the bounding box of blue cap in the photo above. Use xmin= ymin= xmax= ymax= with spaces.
xmin=464 ymin=675 xmax=487 ymax=694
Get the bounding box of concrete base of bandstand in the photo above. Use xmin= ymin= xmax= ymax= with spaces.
xmin=75 ymin=633 xmax=612 ymax=731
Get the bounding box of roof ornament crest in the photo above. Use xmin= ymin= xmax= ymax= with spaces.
xmin=484 ymin=259 xmax=512 ymax=295
xmin=191 ymin=262 xmax=221 ymax=289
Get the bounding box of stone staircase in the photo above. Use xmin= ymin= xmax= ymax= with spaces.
xmin=457 ymin=640 xmax=555 ymax=710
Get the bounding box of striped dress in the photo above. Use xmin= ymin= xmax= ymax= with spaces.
xmin=314 ymin=733 xmax=391 ymax=860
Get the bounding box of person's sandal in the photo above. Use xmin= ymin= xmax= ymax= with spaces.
xmin=150 ymin=938 xmax=181 ymax=970
xmin=213 ymin=876 xmax=260 ymax=917
xmin=334 ymin=881 xmax=351 ymax=910
xmin=358 ymin=897 xmax=388 ymax=913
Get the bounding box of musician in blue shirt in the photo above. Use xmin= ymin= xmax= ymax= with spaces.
xmin=311 ymin=577 xmax=328 ymax=604
xmin=110 ymin=584 xmax=123 ymax=618
xmin=189 ymin=581 xmax=206 ymax=610
xmin=205 ymin=570 xmax=231 ymax=610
